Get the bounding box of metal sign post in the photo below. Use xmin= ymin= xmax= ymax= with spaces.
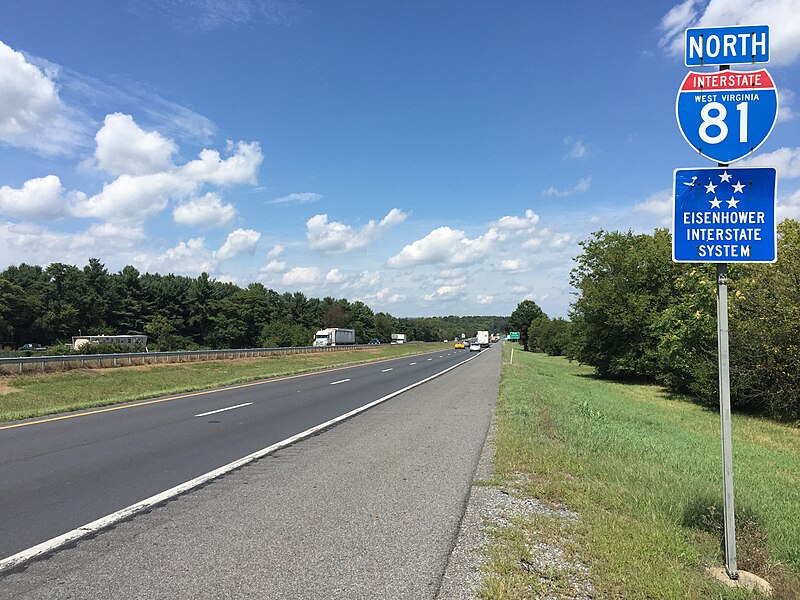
xmin=716 ymin=261 xmax=738 ymax=578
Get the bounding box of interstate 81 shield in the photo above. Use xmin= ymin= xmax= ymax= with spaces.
xmin=676 ymin=68 xmax=778 ymax=164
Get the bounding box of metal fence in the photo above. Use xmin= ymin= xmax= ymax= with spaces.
xmin=0 ymin=344 xmax=382 ymax=376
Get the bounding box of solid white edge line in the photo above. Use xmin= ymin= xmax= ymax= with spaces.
xmin=329 ymin=379 xmax=351 ymax=385
xmin=194 ymin=402 xmax=253 ymax=418
xmin=0 ymin=350 xmax=483 ymax=574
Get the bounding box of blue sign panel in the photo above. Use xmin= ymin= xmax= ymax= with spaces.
xmin=673 ymin=167 xmax=777 ymax=263
xmin=685 ymin=25 xmax=769 ymax=66
xmin=676 ymin=69 xmax=778 ymax=164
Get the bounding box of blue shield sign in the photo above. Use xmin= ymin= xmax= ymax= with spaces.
xmin=673 ymin=166 xmax=777 ymax=263
xmin=676 ymin=69 xmax=778 ymax=164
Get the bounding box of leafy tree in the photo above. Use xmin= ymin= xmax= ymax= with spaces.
xmin=508 ymin=299 xmax=545 ymax=351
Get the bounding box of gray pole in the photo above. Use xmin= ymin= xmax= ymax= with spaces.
xmin=716 ymin=262 xmax=738 ymax=579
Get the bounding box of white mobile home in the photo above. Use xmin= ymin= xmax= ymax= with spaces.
xmin=72 ymin=335 xmax=148 ymax=351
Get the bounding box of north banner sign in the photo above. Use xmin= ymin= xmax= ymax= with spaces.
xmin=676 ymin=69 xmax=778 ymax=164
xmin=673 ymin=166 xmax=777 ymax=263
xmin=685 ymin=25 xmax=769 ymax=66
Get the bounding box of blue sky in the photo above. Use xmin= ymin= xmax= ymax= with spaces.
xmin=1 ymin=0 xmax=799 ymax=319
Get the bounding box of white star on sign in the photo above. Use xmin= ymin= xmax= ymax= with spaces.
xmin=709 ymin=197 xmax=722 ymax=208
xmin=727 ymin=197 xmax=740 ymax=208
xmin=732 ymin=181 xmax=745 ymax=194
xmin=719 ymin=171 xmax=732 ymax=183
xmin=705 ymin=180 xmax=717 ymax=194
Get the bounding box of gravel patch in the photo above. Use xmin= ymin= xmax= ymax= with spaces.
xmin=437 ymin=420 xmax=594 ymax=600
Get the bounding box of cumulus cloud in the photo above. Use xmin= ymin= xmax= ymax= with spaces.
xmin=423 ymin=284 xmax=465 ymax=302
xmin=325 ymin=268 xmax=347 ymax=283
xmin=260 ymin=259 xmax=287 ymax=273
xmin=90 ymin=112 xmax=177 ymax=176
xmin=173 ymin=192 xmax=237 ymax=228
xmin=493 ymin=209 xmax=540 ymax=235
xmin=542 ymin=176 xmax=591 ymax=197
xmin=357 ymin=287 xmax=405 ymax=305
xmin=181 ymin=140 xmax=262 ymax=185
xmin=266 ymin=244 xmax=284 ymax=258
xmin=632 ymin=188 xmax=673 ymax=225
xmin=281 ymin=266 xmax=321 ymax=286
xmin=739 ymin=147 xmax=800 ymax=178
xmin=476 ymin=294 xmax=494 ymax=305
xmin=215 ymin=228 xmax=260 ymax=261
xmin=499 ymin=259 xmax=526 ymax=272
xmin=388 ymin=226 xmax=501 ymax=268
xmin=778 ymin=188 xmax=800 ymax=221
xmin=270 ymin=192 xmax=322 ymax=205
xmin=0 ymin=175 xmax=72 ymax=220
xmin=0 ymin=41 xmax=85 ymax=155
xmin=306 ymin=208 xmax=408 ymax=253
xmin=659 ymin=0 xmax=800 ymax=67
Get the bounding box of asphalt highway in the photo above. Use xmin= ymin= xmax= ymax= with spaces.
xmin=0 ymin=346 xmax=478 ymax=562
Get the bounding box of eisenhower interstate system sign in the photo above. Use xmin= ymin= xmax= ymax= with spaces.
xmin=676 ymin=69 xmax=778 ymax=164
xmin=673 ymin=166 xmax=777 ymax=263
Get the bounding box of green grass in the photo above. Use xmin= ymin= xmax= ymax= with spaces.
xmin=482 ymin=343 xmax=800 ymax=599
xmin=0 ymin=343 xmax=452 ymax=423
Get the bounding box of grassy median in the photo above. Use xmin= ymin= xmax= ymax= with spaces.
xmin=0 ymin=343 xmax=453 ymax=423
xmin=482 ymin=343 xmax=800 ymax=599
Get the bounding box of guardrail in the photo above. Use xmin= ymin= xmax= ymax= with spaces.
xmin=0 ymin=343 xmax=384 ymax=376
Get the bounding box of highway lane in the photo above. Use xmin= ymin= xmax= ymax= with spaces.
xmin=0 ymin=346 xmax=475 ymax=562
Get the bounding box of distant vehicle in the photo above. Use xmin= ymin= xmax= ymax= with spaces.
xmin=18 ymin=343 xmax=46 ymax=352
xmin=368 ymin=339 xmax=381 ymax=345
xmin=313 ymin=328 xmax=356 ymax=347
xmin=391 ymin=333 xmax=407 ymax=344
xmin=476 ymin=331 xmax=489 ymax=348
xmin=454 ymin=342 xmax=465 ymax=349
xmin=469 ymin=343 xmax=481 ymax=352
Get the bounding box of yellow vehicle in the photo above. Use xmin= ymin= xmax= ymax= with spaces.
xmin=454 ymin=342 xmax=465 ymax=349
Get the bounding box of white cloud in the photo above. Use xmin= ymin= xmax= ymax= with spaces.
xmin=777 ymin=88 xmax=797 ymax=123
xmin=423 ymin=284 xmax=465 ymax=302
xmin=0 ymin=175 xmax=71 ymax=220
xmin=260 ymin=259 xmax=287 ymax=273
xmin=358 ymin=287 xmax=405 ymax=304
xmin=778 ymin=188 xmax=800 ymax=221
xmin=632 ymin=188 xmax=673 ymax=225
xmin=90 ymin=112 xmax=177 ymax=176
xmin=521 ymin=229 xmax=574 ymax=252
xmin=136 ymin=237 xmax=215 ymax=274
xmin=181 ymin=140 xmax=263 ymax=185
xmin=564 ymin=136 xmax=588 ymax=159
xmin=511 ymin=285 xmax=529 ymax=294
xmin=281 ymin=266 xmax=321 ymax=286
xmin=0 ymin=41 xmax=83 ymax=155
xmin=215 ymin=228 xmax=260 ymax=261
xmin=388 ymin=226 xmax=501 ymax=268
xmin=306 ymin=208 xmax=408 ymax=253
xmin=499 ymin=259 xmax=526 ymax=272
xmin=266 ymin=244 xmax=284 ymax=258
xmin=659 ymin=0 xmax=800 ymax=67
xmin=542 ymin=176 xmax=591 ymax=197
xmin=270 ymin=192 xmax=322 ymax=205
xmin=493 ymin=209 xmax=540 ymax=234
xmin=173 ymin=192 xmax=236 ymax=228
xmin=325 ymin=268 xmax=347 ymax=283
xmin=348 ymin=271 xmax=382 ymax=289
xmin=738 ymin=147 xmax=800 ymax=178
xmin=86 ymin=222 xmax=146 ymax=243
xmin=72 ymin=171 xmax=195 ymax=223
xmin=476 ymin=294 xmax=494 ymax=305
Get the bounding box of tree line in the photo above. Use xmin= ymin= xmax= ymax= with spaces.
xmin=0 ymin=259 xmax=506 ymax=352
xmin=508 ymin=219 xmax=800 ymax=423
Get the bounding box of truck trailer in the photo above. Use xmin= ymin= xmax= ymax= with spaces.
xmin=476 ymin=330 xmax=490 ymax=348
xmin=312 ymin=328 xmax=356 ymax=347
xmin=390 ymin=333 xmax=407 ymax=344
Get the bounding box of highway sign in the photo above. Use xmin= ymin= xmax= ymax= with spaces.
xmin=685 ymin=25 xmax=769 ymax=66
xmin=672 ymin=166 xmax=777 ymax=263
xmin=509 ymin=332 xmax=520 ymax=340
xmin=676 ymin=68 xmax=778 ymax=164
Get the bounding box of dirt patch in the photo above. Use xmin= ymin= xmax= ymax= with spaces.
xmin=0 ymin=380 xmax=19 ymax=395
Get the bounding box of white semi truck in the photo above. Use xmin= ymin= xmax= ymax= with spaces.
xmin=313 ymin=328 xmax=356 ymax=347
xmin=390 ymin=333 xmax=407 ymax=344
xmin=477 ymin=330 xmax=490 ymax=348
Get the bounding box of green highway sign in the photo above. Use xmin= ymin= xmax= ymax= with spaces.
xmin=509 ymin=332 xmax=520 ymax=340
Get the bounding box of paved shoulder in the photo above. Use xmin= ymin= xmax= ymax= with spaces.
xmin=1 ymin=347 xmax=500 ymax=600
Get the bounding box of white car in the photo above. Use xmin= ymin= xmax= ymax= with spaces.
xmin=469 ymin=343 xmax=481 ymax=352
